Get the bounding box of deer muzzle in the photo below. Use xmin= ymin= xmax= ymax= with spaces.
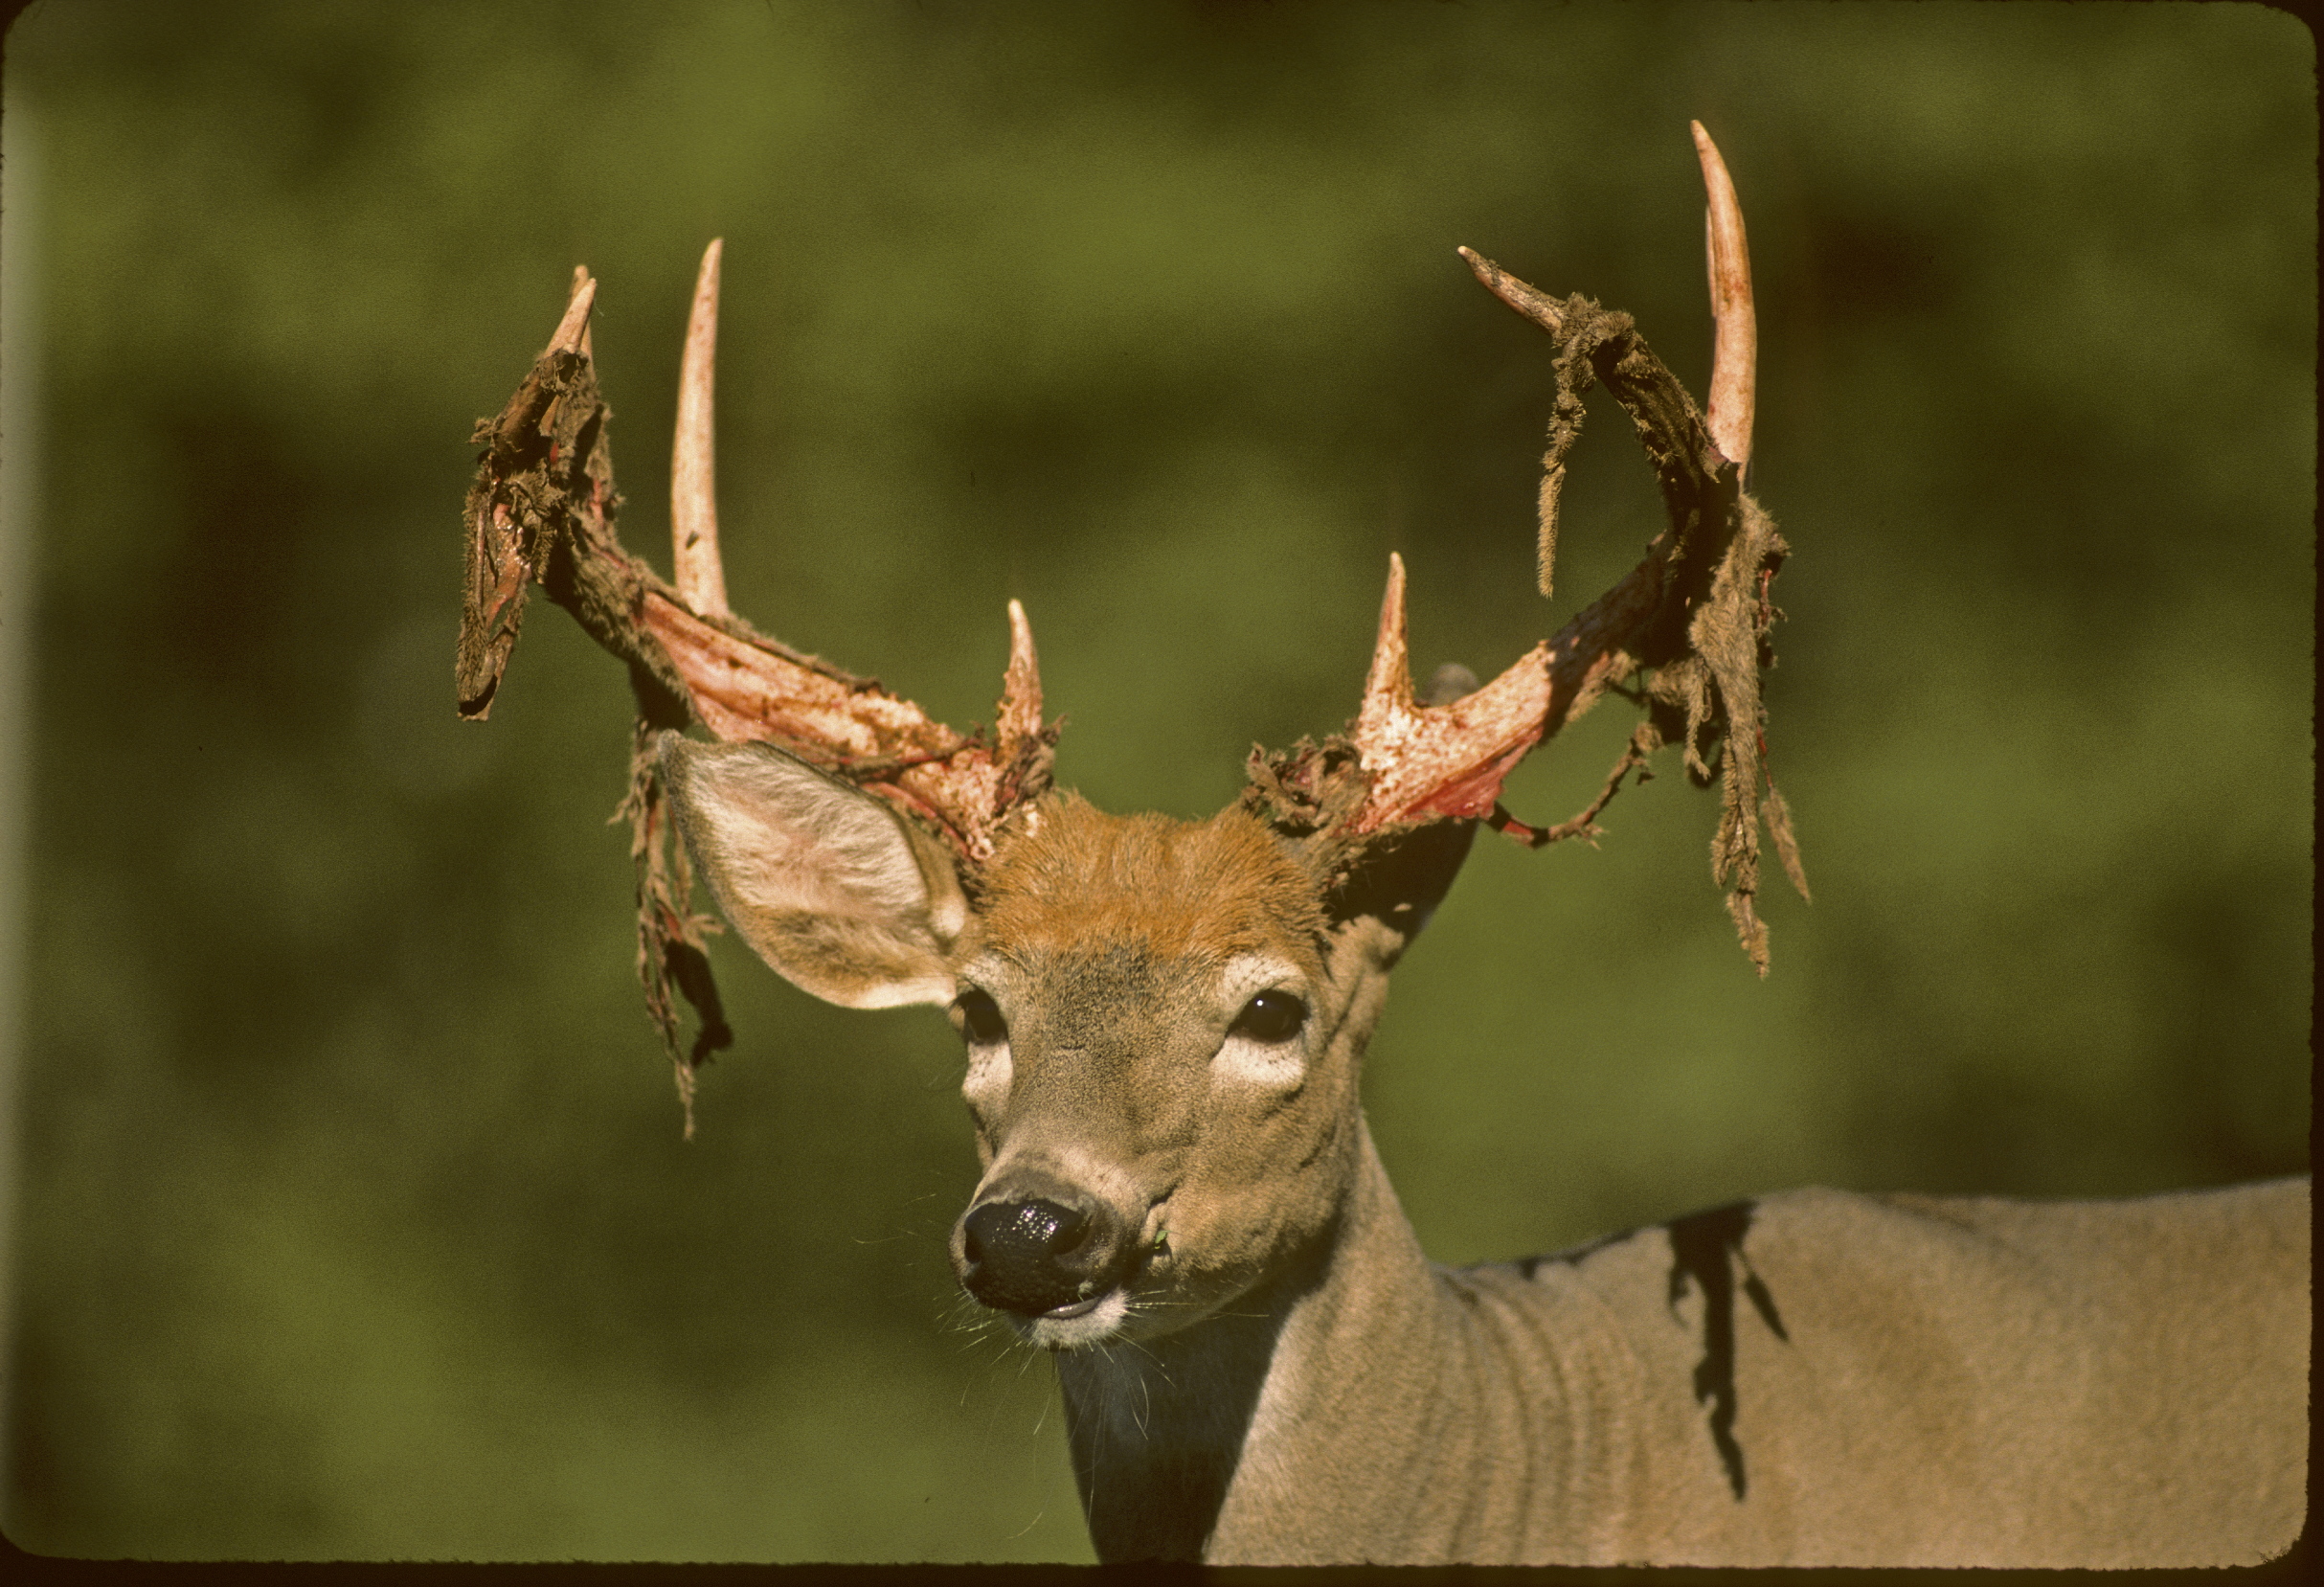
xmin=952 ymin=1168 xmax=1141 ymax=1328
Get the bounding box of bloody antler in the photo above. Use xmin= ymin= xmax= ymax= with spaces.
xmin=461 ymin=239 xmax=1057 ymax=857
xmin=1245 ymin=123 xmax=1806 ymax=970
xmin=458 ymin=240 xmax=1058 ymax=1123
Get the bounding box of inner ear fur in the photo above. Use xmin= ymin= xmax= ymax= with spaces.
xmin=659 ymin=737 xmax=968 ymax=1009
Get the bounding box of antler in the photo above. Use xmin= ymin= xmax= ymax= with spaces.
xmin=1245 ymin=123 xmax=1806 ymax=969
xmin=458 ymin=240 xmax=1059 ymax=1120
xmin=460 ymin=239 xmax=1058 ymax=864
xmin=669 ymin=239 xmax=730 ymax=619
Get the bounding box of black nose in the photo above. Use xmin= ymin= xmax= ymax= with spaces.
xmin=956 ymin=1190 xmax=1125 ymax=1316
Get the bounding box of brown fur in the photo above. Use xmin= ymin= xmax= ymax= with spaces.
xmin=658 ymin=746 xmax=2311 ymax=1566
xmin=973 ymin=797 xmax=1329 ymax=975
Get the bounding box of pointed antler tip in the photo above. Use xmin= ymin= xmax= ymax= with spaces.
xmin=1374 ymin=554 xmax=1410 ymax=648
xmin=1693 ymin=124 xmax=1735 ymax=190
xmin=671 ymin=243 xmax=730 ymax=617
xmin=1354 ymin=552 xmax=1418 ymax=736
xmin=547 ymin=275 xmax=598 ymax=356
xmin=690 ymin=240 xmax=724 ymax=304
xmin=1691 ymin=123 xmax=1731 ymax=179
xmin=997 ymin=597 xmax=1045 ymax=754
xmin=1694 ymin=123 xmax=1756 ymax=471
xmin=1372 ymin=553 xmax=1410 ymax=639
xmin=1005 ymin=599 xmax=1039 ymax=666
xmin=1004 ymin=598 xmax=1040 ymax=671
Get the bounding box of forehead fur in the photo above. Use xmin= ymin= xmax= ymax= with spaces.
xmin=974 ymin=797 xmax=1327 ymax=971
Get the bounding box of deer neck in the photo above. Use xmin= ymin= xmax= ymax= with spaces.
xmin=1054 ymin=1119 xmax=1459 ymax=1563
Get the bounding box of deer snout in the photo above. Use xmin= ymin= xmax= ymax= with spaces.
xmin=953 ymin=1175 xmax=1134 ymax=1319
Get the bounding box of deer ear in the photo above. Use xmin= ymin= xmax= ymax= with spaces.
xmin=1316 ymin=819 xmax=1478 ymax=964
xmin=659 ymin=737 xmax=967 ymax=1009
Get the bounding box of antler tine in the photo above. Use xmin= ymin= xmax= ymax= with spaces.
xmin=547 ymin=269 xmax=598 ymax=357
xmin=1342 ymin=548 xmax=1556 ymax=832
xmin=1692 ymin=122 xmax=1755 ymax=470
xmin=1354 ymin=555 xmax=1413 ymax=733
xmin=1264 ymin=124 xmax=1785 ymax=888
xmin=464 ymin=244 xmax=1063 ymax=865
xmin=1458 ymin=244 xmax=1566 ymax=336
xmin=462 ymin=249 xmax=1068 ymax=1101
xmin=996 ymin=599 xmax=1046 ymax=762
xmin=671 ymin=238 xmax=731 ymax=618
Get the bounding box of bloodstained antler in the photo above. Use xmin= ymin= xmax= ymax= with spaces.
xmin=458 ymin=240 xmax=1058 ymax=1126
xmin=1244 ymin=123 xmax=1807 ymax=971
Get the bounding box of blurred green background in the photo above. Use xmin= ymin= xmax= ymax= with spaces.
xmin=0 ymin=0 xmax=2310 ymax=1564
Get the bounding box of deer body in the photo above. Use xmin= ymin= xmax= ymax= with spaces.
xmin=460 ymin=126 xmax=2310 ymax=1566
xmin=656 ymin=778 xmax=2310 ymax=1566
xmin=1153 ymin=1167 xmax=2308 ymax=1566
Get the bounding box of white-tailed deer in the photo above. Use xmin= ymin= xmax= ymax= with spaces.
xmin=458 ymin=126 xmax=2309 ymax=1566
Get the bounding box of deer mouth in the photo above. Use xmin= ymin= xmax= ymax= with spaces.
xmin=1018 ymin=1286 xmax=1132 ymax=1349
xmin=1013 ymin=1211 xmax=1191 ymax=1349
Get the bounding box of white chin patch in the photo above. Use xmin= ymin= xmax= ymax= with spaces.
xmin=1019 ymin=1289 xmax=1129 ymax=1350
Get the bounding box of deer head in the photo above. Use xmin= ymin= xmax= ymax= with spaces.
xmin=459 ymin=124 xmax=1803 ymax=1349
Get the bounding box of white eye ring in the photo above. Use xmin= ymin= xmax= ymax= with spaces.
xmin=1217 ymin=1024 xmax=1306 ymax=1089
xmin=953 ymin=977 xmax=1014 ymax=1111
xmin=961 ymin=1028 xmax=1013 ymax=1112
xmin=1213 ymin=956 xmax=1309 ymax=1088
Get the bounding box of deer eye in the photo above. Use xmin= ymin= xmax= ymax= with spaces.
xmin=1230 ymin=989 xmax=1307 ymax=1044
xmin=954 ymin=988 xmax=1007 ymax=1046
